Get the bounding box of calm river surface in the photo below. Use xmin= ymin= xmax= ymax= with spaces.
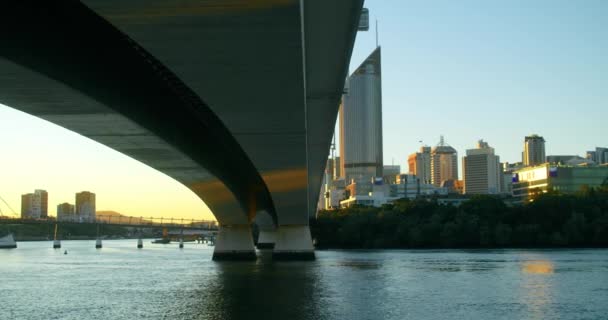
xmin=1 ymin=240 xmax=607 ymax=320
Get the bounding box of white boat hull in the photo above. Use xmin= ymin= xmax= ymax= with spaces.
xmin=0 ymin=234 xmax=17 ymax=249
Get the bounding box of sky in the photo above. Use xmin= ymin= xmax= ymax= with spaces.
xmin=1 ymin=0 xmax=607 ymax=219
xmin=347 ymin=0 xmax=607 ymax=167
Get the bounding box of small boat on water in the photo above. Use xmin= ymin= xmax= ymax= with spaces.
xmin=0 ymin=234 xmax=17 ymax=249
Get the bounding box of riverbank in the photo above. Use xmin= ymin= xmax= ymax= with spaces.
xmin=311 ymin=191 xmax=608 ymax=249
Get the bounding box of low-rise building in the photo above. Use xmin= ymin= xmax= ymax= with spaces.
xmin=512 ymin=164 xmax=608 ymax=202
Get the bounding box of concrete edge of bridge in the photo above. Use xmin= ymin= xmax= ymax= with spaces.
xmin=212 ymin=224 xmax=257 ymax=261
xmin=256 ymin=229 xmax=277 ymax=250
xmin=272 ymin=225 xmax=316 ymax=261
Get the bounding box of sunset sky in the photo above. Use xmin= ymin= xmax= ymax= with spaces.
xmin=1 ymin=0 xmax=606 ymax=220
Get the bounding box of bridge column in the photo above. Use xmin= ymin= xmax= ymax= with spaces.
xmin=257 ymin=229 xmax=277 ymax=249
xmin=272 ymin=225 xmax=315 ymax=260
xmin=212 ymin=225 xmax=256 ymax=261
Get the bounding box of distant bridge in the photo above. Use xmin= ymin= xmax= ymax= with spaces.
xmin=0 ymin=215 xmax=218 ymax=231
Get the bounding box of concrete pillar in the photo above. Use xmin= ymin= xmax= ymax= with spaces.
xmin=137 ymin=238 xmax=143 ymax=249
xmin=212 ymin=225 xmax=256 ymax=261
xmin=53 ymin=239 xmax=61 ymax=249
xmin=95 ymin=238 xmax=102 ymax=249
xmin=256 ymin=229 xmax=277 ymax=249
xmin=273 ymin=225 xmax=315 ymax=260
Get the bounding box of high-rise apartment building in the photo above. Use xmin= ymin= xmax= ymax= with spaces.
xmin=20 ymin=189 xmax=48 ymax=219
xmin=75 ymin=191 xmax=96 ymax=222
xmin=431 ymin=136 xmax=458 ymax=187
xmin=57 ymin=203 xmax=75 ymax=222
xmin=21 ymin=193 xmax=33 ymax=219
xmin=463 ymin=140 xmax=501 ymax=194
xmin=408 ymin=146 xmax=431 ymax=184
xmin=523 ymin=134 xmax=546 ymax=166
xmin=339 ymin=47 xmax=383 ymax=184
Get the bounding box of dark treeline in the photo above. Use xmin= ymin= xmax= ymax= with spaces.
xmin=311 ymin=187 xmax=608 ymax=249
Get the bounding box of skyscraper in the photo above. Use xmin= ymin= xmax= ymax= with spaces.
xmin=431 ymin=136 xmax=458 ymax=187
xmin=75 ymin=191 xmax=96 ymax=222
xmin=408 ymin=146 xmax=431 ymax=184
xmin=20 ymin=189 xmax=48 ymax=219
xmin=463 ymin=140 xmax=501 ymax=194
xmin=340 ymin=47 xmax=383 ymax=184
xmin=523 ymin=134 xmax=546 ymax=166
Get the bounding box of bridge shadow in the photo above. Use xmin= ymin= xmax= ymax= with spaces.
xmin=172 ymin=250 xmax=327 ymax=320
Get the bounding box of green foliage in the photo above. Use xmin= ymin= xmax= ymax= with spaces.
xmin=312 ymin=189 xmax=608 ymax=248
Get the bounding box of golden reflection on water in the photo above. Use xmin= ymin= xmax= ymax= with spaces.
xmin=520 ymin=259 xmax=555 ymax=319
xmin=522 ymin=260 xmax=554 ymax=274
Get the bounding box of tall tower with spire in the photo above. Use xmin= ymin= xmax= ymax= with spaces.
xmin=339 ymin=47 xmax=383 ymax=183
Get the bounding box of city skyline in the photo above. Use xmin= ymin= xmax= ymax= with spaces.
xmin=1 ymin=0 xmax=607 ymax=219
xmin=346 ymin=0 xmax=607 ymax=170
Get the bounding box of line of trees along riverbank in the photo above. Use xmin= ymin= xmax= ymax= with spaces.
xmin=311 ymin=188 xmax=608 ymax=249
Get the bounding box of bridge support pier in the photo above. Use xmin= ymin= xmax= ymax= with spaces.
xmin=137 ymin=238 xmax=143 ymax=249
xmin=272 ymin=225 xmax=315 ymax=261
xmin=53 ymin=240 xmax=61 ymax=249
xmin=95 ymin=238 xmax=102 ymax=249
xmin=212 ymin=225 xmax=256 ymax=261
xmin=257 ymin=229 xmax=277 ymax=249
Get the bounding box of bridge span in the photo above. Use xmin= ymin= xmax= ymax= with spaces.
xmin=0 ymin=1 xmax=363 ymax=260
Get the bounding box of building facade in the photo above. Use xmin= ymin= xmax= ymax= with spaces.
xmin=382 ymin=165 xmax=401 ymax=185
xmin=339 ymin=47 xmax=383 ymax=184
xmin=391 ymin=173 xmax=448 ymax=199
xmin=57 ymin=203 xmax=76 ymax=222
xmin=512 ymin=164 xmax=608 ymax=202
xmin=586 ymin=147 xmax=608 ymax=165
xmin=20 ymin=189 xmax=48 ymax=219
xmin=431 ymin=136 xmax=458 ymax=187
xmin=408 ymin=146 xmax=431 ymax=184
xmin=463 ymin=140 xmax=501 ymax=194
xmin=523 ymin=134 xmax=546 ymax=166
xmin=21 ymin=193 xmax=33 ymax=219
xmin=75 ymin=191 xmax=96 ymax=222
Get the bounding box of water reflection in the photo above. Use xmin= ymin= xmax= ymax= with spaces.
xmin=522 ymin=260 xmax=554 ymax=274
xmin=519 ymin=258 xmax=555 ymax=319
xmin=176 ymin=251 xmax=325 ymax=320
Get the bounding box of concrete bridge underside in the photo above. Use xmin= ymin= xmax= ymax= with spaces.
xmin=0 ymin=0 xmax=362 ymax=260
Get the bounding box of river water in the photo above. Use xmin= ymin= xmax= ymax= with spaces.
xmin=1 ymin=240 xmax=607 ymax=320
